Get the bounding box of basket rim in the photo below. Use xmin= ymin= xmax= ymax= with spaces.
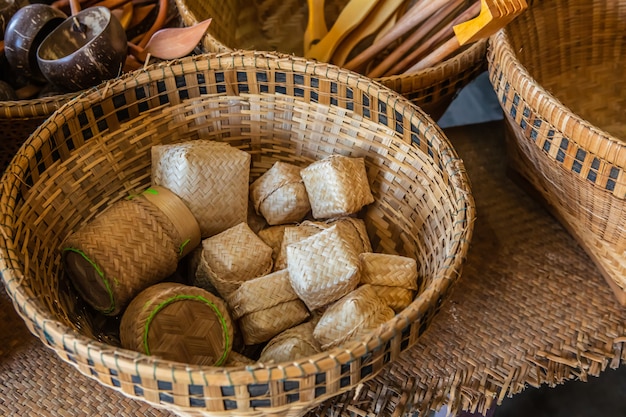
xmin=488 ymin=28 xmax=626 ymax=162
xmin=0 ymin=50 xmax=474 ymax=406
xmin=0 ymin=91 xmax=79 ymax=119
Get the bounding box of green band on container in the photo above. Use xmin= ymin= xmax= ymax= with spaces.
xmin=143 ymin=188 xmax=159 ymax=195
xmin=179 ymin=238 xmax=191 ymax=255
xmin=143 ymin=295 xmax=231 ymax=366
xmin=62 ymin=247 xmax=116 ymax=314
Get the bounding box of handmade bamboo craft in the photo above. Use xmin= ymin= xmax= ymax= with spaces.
xmin=488 ymin=0 xmax=626 ymax=305
xmin=0 ymin=51 xmax=474 ymax=416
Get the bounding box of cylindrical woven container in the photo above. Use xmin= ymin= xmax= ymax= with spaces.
xmin=173 ymin=0 xmax=487 ymax=120
xmin=0 ymin=51 xmax=474 ymax=416
xmin=120 ymin=282 xmax=234 ymax=366
xmin=487 ymin=0 xmax=626 ymax=305
xmin=62 ymin=186 xmax=201 ymax=316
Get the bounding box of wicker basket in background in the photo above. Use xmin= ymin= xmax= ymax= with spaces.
xmin=173 ymin=0 xmax=487 ymax=120
xmin=0 ymin=51 xmax=474 ymax=416
xmin=487 ymin=0 xmax=626 ymax=305
xmin=0 ymin=93 xmax=77 ymax=173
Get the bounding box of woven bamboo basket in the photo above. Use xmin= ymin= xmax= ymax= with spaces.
xmin=487 ymin=0 xmax=626 ymax=305
xmin=173 ymin=0 xmax=487 ymax=121
xmin=0 ymin=93 xmax=77 ymax=173
xmin=0 ymin=51 xmax=474 ymax=416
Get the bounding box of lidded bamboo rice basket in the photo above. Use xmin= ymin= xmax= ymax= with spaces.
xmin=173 ymin=0 xmax=487 ymax=120
xmin=487 ymin=0 xmax=626 ymax=305
xmin=0 ymin=51 xmax=474 ymax=416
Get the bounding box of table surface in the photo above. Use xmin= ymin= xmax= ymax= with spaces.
xmin=1 ymin=120 xmax=625 ymax=417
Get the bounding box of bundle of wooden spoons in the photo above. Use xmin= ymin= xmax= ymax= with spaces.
xmin=304 ymin=0 xmax=528 ymax=76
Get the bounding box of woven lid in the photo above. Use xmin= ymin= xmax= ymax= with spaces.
xmin=274 ymin=221 xmax=328 ymax=270
xmin=120 ymin=282 xmax=234 ymax=366
xmin=138 ymin=186 xmax=201 ymax=258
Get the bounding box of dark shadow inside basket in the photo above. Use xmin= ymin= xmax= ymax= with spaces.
xmin=505 ymin=0 xmax=626 ymax=139
xmin=2 ymin=55 xmax=470 ymax=364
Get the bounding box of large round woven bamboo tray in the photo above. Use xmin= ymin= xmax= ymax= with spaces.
xmin=173 ymin=0 xmax=487 ymax=121
xmin=487 ymin=0 xmax=626 ymax=306
xmin=0 ymin=51 xmax=474 ymax=416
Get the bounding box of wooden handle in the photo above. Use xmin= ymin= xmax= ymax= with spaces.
xmin=306 ymin=0 xmax=381 ymax=63
xmin=331 ymin=0 xmax=405 ymax=66
xmin=453 ymin=0 xmax=528 ymax=45
xmin=367 ymin=0 xmax=465 ymax=78
xmin=344 ymin=0 xmax=449 ymax=71
xmin=304 ymin=0 xmax=327 ymax=54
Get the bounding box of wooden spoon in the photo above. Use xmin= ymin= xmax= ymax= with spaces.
xmin=343 ymin=0 xmax=449 ymax=71
xmin=303 ymin=0 xmax=327 ymax=55
xmin=330 ymin=0 xmax=405 ymax=67
xmin=305 ymin=0 xmax=381 ymax=63
xmin=453 ymin=0 xmax=528 ymax=45
xmin=367 ymin=0 xmax=465 ymax=78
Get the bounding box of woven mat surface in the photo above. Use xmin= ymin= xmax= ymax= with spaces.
xmin=1 ymin=120 xmax=625 ymax=417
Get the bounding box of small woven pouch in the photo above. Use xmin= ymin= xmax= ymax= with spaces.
xmin=359 ymin=252 xmax=419 ymax=290
xmin=194 ymin=222 xmax=273 ymax=298
xmin=62 ymin=186 xmax=201 ymax=316
xmin=286 ymin=224 xmax=361 ymax=310
xmin=119 ymin=282 xmax=234 ymax=366
xmin=259 ymin=321 xmax=321 ymax=363
xmin=257 ymin=225 xmax=287 ymax=265
xmin=274 ymin=221 xmax=328 ymax=270
xmin=300 ymin=155 xmax=374 ymax=219
xmin=227 ymin=270 xmax=310 ymax=345
xmin=250 ymin=161 xmax=311 ymax=225
xmin=328 ymin=217 xmax=373 ymax=254
xmin=151 ymin=140 xmax=251 ymax=238
xmin=369 ymin=285 xmax=414 ymax=313
xmin=313 ymin=284 xmax=395 ymax=350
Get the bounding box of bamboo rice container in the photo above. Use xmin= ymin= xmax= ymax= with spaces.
xmin=62 ymin=186 xmax=201 ymax=316
xmin=120 ymin=282 xmax=234 ymax=366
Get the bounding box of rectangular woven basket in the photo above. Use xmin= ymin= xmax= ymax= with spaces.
xmin=487 ymin=0 xmax=626 ymax=305
xmin=173 ymin=0 xmax=487 ymax=120
xmin=0 ymin=51 xmax=474 ymax=416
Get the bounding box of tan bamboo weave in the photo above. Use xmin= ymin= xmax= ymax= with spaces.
xmin=487 ymin=0 xmax=626 ymax=305
xmin=0 ymin=51 xmax=474 ymax=416
xmin=173 ymin=0 xmax=487 ymax=120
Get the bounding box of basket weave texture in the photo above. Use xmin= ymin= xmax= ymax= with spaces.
xmin=487 ymin=0 xmax=626 ymax=304
xmin=0 ymin=51 xmax=473 ymax=416
xmin=173 ymin=0 xmax=487 ymax=120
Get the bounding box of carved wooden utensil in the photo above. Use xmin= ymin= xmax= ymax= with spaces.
xmin=305 ymin=0 xmax=380 ymax=63
xmin=304 ymin=0 xmax=327 ymax=55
